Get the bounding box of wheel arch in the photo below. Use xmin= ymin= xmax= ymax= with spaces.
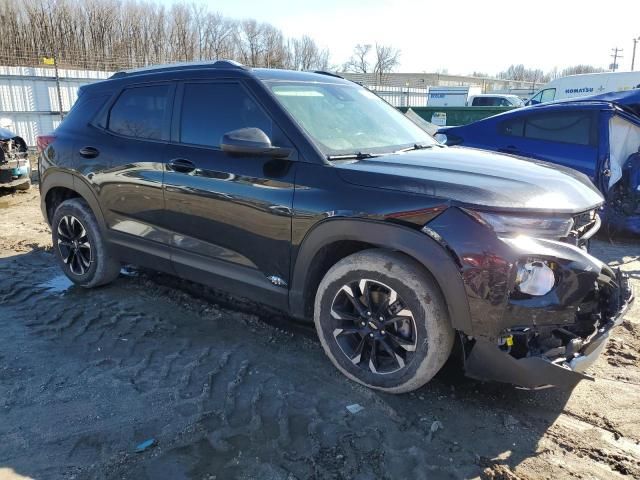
xmin=41 ymin=171 xmax=106 ymax=231
xmin=289 ymin=218 xmax=472 ymax=333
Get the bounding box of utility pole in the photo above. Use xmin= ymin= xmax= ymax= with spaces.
xmin=610 ymin=47 xmax=623 ymax=72
xmin=53 ymin=53 xmax=64 ymax=120
xmin=632 ymin=37 xmax=639 ymax=71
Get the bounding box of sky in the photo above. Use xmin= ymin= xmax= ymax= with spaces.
xmin=159 ymin=0 xmax=640 ymax=75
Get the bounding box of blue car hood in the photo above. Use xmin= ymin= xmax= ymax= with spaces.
xmin=336 ymin=147 xmax=604 ymax=214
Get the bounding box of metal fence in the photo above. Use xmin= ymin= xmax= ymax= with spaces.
xmin=0 ymin=66 xmax=111 ymax=146
xmin=367 ymin=85 xmax=428 ymax=107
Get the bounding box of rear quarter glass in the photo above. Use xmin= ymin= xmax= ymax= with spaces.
xmin=59 ymin=93 xmax=111 ymax=131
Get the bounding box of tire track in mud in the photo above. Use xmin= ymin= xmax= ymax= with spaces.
xmin=2 ymin=249 xmax=611 ymax=480
xmin=0 ymin=252 xmax=470 ymax=479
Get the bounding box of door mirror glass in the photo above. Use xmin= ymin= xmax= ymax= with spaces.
xmin=221 ymin=128 xmax=291 ymax=158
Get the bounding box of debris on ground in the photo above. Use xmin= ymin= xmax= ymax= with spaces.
xmin=135 ymin=438 xmax=156 ymax=453
xmin=427 ymin=420 xmax=444 ymax=442
xmin=346 ymin=403 xmax=365 ymax=414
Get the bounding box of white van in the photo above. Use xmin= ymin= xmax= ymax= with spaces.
xmin=527 ymin=71 xmax=640 ymax=105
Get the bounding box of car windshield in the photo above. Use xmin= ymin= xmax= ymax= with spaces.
xmin=265 ymin=81 xmax=436 ymax=156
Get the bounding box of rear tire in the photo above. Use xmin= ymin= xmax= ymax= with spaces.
xmin=314 ymin=249 xmax=454 ymax=393
xmin=51 ymin=198 xmax=120 ymax=288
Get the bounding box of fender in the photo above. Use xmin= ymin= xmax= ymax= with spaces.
xmin=40 ymin=169 xmax=107 ymax=232
xmin=289 ymin=218 xmax=473 ymax=334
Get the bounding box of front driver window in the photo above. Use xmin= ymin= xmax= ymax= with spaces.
xmin=179 ymin=82 xmax=272 ymax=148
xmin=540 ymin=88 xmax=556 ymax=103
xmin=528 ymin=91 xmax=543 ymax=105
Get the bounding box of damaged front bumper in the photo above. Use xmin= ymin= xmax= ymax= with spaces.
xmin=425 ymin=207 xmax=635 ymax=389
xmin=465 ymin=268 xmax=633 ymax=389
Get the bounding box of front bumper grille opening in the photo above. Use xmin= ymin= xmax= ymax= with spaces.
xmin=564 ymin=209 xmax=600 ymax=246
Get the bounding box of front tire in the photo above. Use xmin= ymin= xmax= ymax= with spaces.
xmin=51 ymin=198 xmax=120 ymax=288
xmin=314 ymin=249 xmax=454 ymax=393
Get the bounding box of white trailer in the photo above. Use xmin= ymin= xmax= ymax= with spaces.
xmin=427 ymin=86 xmax=481 ymax=107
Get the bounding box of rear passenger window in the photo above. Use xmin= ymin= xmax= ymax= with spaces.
xmin=525 ymin=111 xmax=596 ymax=146
xmin=179 ymin=83 xmax=272 ymax=148
xmin=498 ymin=111 xmax=597 ymax=146
xmin=108 ymin=85 xmax=171 ymax=140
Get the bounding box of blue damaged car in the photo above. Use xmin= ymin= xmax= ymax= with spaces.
xmin=0 ymin=127 xmax=30 ymax=191
xmin=436 ymin=91 xmax=640 ymax=234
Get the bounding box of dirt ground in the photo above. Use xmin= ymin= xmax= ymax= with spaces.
xmin=1 ymin=186 xmax=640 ymax=480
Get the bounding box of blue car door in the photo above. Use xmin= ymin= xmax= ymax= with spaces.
xmin=493 ymin=109 xmax=600 ymax=179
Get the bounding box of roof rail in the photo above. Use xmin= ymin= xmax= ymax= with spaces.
xmin=312 ymin=70 xmax=344 ymax=79
xmin=110 ymin=59 xmax=247 ymax=79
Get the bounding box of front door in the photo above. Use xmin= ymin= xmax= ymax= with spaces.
xmin=163 ymin=80 xmax=296 ymax=308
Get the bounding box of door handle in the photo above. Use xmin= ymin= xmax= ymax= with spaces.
xmin=168 ymin=158 xmax=196 ymax=173
xmin=79 ymin=146 xmax=99 ymax=158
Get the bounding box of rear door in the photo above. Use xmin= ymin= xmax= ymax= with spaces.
xmin=495 ymin=109 xmax=599 ymax=178
xmin=162 ymin=80 xmax=296 ymax=308
xmin=82 ymin=82 xmax=175 ymax=267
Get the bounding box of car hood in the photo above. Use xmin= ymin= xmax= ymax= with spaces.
xmin=336 ymin=146 xmax=604 ymax=214
xmin=0 ymin=127 xmax=18 ymax=140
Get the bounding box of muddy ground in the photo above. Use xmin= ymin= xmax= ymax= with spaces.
xmin=1 ymin=186 xmax=640 ymax=480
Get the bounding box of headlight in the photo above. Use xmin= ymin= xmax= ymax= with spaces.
xmin=516 ymin=261 xmax=556 ymax=296
xmin=466 ymin=210 xmax=574 ymax=239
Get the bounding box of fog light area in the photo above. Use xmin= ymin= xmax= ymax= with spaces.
xmin=516 ymin=261 xmax=556 ymax=296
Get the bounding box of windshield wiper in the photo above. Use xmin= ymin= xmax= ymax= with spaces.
xmin=326 ymin=152 xmax=380 ymax=160
xmin=394 ymin=143 xmax=435 ymax=153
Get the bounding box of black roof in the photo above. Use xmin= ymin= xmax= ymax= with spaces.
xmin=109 ymin=60 xmax=349 ymax=84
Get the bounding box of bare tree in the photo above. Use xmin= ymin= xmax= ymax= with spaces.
xmin=373 ymin=43 xmax=400 ymax=84
xmin=561 ymin=64 xmax=606 ymax=76
xmin=0 ymin=0 xmax=333 ymax=73
xmin=290 ymin=35 xmax=326 ymax=70
xmin=497 ymin=64 xmax=549 ymax=84
xmin=344 ymin=44 xmax=372 ymax=73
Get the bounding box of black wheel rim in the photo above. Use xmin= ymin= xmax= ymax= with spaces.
xmin=330 ymin=279 xmax=417 ymax=375
xmin=57 ymin=215 xmax=92 ymax=276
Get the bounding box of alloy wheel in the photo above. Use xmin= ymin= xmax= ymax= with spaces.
xmin=57 ymin=215 xmax=92 ymax=276
xmin=330 ymin=279 xmax=417 ymax=374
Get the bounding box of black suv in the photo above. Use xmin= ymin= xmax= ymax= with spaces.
xmin=39 ymin=61 xmax=632 ymax=393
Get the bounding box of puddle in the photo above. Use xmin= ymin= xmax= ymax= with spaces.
xmin=39 ymin=274 xmax=74 ymax=294
xmin=120 ymin=266 xmax=139 ymax=277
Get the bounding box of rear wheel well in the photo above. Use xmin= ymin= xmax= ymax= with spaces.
xmin=45 ymin=187 xmax=80 ymax=223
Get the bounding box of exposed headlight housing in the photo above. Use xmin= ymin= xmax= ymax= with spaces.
xmin=515 ymin=260 xmax=556 ymax=296
xmin=466 ymin=210 xmax=574 ymax=239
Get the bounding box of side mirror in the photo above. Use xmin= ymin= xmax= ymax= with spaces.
xmin=220 ymin=128 xmax=291 ymax=158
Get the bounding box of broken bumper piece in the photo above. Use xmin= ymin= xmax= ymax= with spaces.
xmin=465 ymin=269 xmax=634 ymax=389
xmin=0 ymin=157 xmax=30 ymax=187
